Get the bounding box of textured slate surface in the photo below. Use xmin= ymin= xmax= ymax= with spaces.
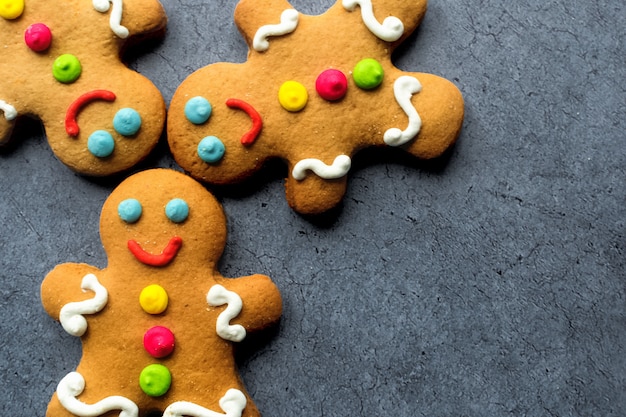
xmin=1 ymin=0 xmax=624 ymax=415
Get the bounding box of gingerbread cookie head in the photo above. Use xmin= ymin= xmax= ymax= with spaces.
xmin=41 ymin=169 xmax=282 ymax=416
xmin=0 ymin=0 xmax=166 ymax=176
xmin=168 ymin=0 xmax=464 ymax=214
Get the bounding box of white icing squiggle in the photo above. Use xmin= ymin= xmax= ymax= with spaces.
xmin=292 ymin=155 xmax=352 ymax=181
xmin=0 ymin=100 xmax=17 ymax=121
xmin=207 ymin=285 xmax=246 ymax=342
xmin=59 ymin=274 xmax=108 ymax=337
xmin=252 ymin=9 xmax=299 ymax=51
xmin=163 ymin=389 xmax=247 ymax=417
xmin=384 ymin=76 xmax=422 ymax=147
xmin=93 ymin=0 xmax=129 ymax=39
xmin=57 ymin=372 xmax=139 ymax=417
xmin=342 ymin=0 xmax=404 ymax=42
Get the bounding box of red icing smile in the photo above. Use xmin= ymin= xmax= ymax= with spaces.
xmin=128 ymin=236 xmax=183 ymax=267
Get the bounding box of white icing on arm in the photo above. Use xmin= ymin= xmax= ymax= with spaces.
xmin=253 ymin=9 xmax=299 ymax=51
xmin=207 ymin=285 xmax=246 ymax=342
xmin=0 ymin=100 xmax=17 ymax=121
xmin=292 ymin=155 xmax=352 ymax=181
xmin=57 ymin=372 xmax=138 ymax=417
xmin=384 ymin=76 xmax=422 ymax=147
xmin=59 ymin=274 xmax=108 ymax=337
xmin=342 ymin=0 xmax=404 ymax=42
xmin=93 ymin=0 xmax=129 ymax=39
xmin=164 ymin=389 xmax=247 ymax=417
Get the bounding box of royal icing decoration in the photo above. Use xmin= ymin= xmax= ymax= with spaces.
xmin=278 ymin=80 xmax=308 ymax=112
xmin=316 ymin=69 xmax=348 ymax=101
xmin=163 ymin=389 xmax=247 ymax=417
xmin=52 ymin=54 xmax=82 ymax=84
xmin=0 ymin=0 xmax=24 ymax=20
xmin=383 ymin=76 xmax=422 ymax=147
xmin=92 ymin=0 xmax=130 ymax=38
xmin=24 ymin=23 xmax=53 ymax=52
xmin=292 ymin=155 xmax=352 ymax=181
xmin=57 ymin=372 xmax=139 ymax=417
xmin=59 ymin=274 xmax=108 ymax=337
xmin=139 ymin=363 xmax=172 ymax=397
xmin=206 ymin=285 xmax=246 ymax=343
xmin=88 ymin=130 xmax=115 ymax=158
xmin=252 ymin=8 xmax=299 ymax=52
xmin=66 ymin=90 xmax=117 ymax=137
xmin=185 ymin=96 xmax=212 ymax=125
xmin=118 ymin=198 xmax=143 ymax=224
xmin=143 ymin=326 xmax=175 ymax=358
xmin=0 ymin=100 xmax=17 ymax=121
xmin=352 ymin=58 xmax=384 ymax=90
xmin=139 ymin=284 xmax=169 ymax=314
xmin=342 ymin=0 xmax=404 ymax=42
xmin=225 ymin=98 xmax=263 ymax=146
xmin=113 ymin=108 xmax=142 ymax=136
xmin=127 ymin=236 xmax=183 ymax=267
xmin=165 ymin=198 xmax=189 ymax=223
xmin=197 ymin=136 xmax=226 ymax=163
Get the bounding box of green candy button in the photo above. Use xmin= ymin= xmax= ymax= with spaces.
xmin=139 ymin=364 xmax=172 ymax=397
xmin=353 ymin=58 xmax=384 ymax=90
xmin=53 ymin=54 xmax=82 ymax=84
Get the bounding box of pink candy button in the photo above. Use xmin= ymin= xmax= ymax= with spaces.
xmin=143 ymin=326 xmax=175 ymax=358
xmin=315 ymin=69 xmax=348 ymax=101
xmin=25 ymin=23 xmax=52 ymax=52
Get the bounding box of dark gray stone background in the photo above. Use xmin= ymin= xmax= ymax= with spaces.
xmin=1 ymin=0 xmax=624 ymax=415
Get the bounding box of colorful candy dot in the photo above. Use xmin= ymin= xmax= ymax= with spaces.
xmin=118 ymin=198 xmax=142 ymax=223
xmin=165 ymin=198 xmax=189 ymax=223
xmin=278 ymin=80 xmax=308 ymax=112
xmin=143 ymin=326 xmax=175 ymax=358
xmin=139 ymin=364 xmax=172 ymax=397
xmin=113 ymin=108 xmax=142 ymax=136
xmin=0 ymin=0 xmax=24 ymax=19
xmin=24 ymin=23 xmax=52 ymax=52
xmin=139 ymin=284 xmax=169 ymax=315
xmin=197 ymin=136 xmax=225 ymax=164
xmin=184 ymin=96 xmax=212 ymax=125
xmin=353 ymin=58 xmax=384 ymax=90
xmin=87 ymin=130 xmax=115 ymax=158
xmin=316 ymin=69 xmax=348 ymax=101
xmin=53 ymin=54 xmax=82 ymax=84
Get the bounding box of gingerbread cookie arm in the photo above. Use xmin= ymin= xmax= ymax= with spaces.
xmin=216 ymin=274 xmax=282 ymax=333
xmin=395 ymin=71 xmax=464 ymax=159
xmin=41 ymin=263 xmax=103 ymax=321
xmin=234 ymin=0 xmax=296 ymax=49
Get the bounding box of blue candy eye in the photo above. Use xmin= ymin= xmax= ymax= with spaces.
xmin=118 ymin=198 xmax=142 ymax=223
xmin=165 ymin=198 xmax=189 ymax=223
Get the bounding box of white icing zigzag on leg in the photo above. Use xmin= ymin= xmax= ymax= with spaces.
xmin=0 ymin=100 xmax=17 ymax=121
xmin=59 ymin=273 xmax=108 ymax=337
xmin=384 ymin=76 xmax=422 ymax=147
xmin=342 ymin=0 xmax=404 ymax=42
xmin=292 ymin=154 xmax=352 ymax=181
xmin=206 ymin=284 xmax=246 ymax=342
xmin=164 ymin=389 xmax=247 ymax=417
xmin=56 ymin=372 xmax=139 ymax=417
xmin=253 ymin=9 xmax=299 ymax=52
xmin=92 ymin=0 xmax=129 ymax=38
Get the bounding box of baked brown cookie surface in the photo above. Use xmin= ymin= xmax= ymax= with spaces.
xmin=168 ymin=0 xmax=464 ymax=214
xmin=0 ymin=0 xmax=166 ymax=175
xmin=41 ymin=169 xmax=282 ymax=417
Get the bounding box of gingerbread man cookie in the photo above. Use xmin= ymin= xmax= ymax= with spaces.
xmin=41 ymin=169 xmax=282 ymax=417
xmin=168 ymin=0 xmax=464 ymax=214
xmin=0 ymin=0 xmax=166 ymax=175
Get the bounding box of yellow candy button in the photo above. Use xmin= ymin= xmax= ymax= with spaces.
xmin=140 ymin=284 xmax=169 ymax=314
xmin=0 ymin=0 xmax=24 ymax=19
xmin=278 ymin=80 xmax=308 ymax=112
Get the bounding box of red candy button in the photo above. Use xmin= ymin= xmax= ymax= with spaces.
xmin=316 ymin=69 xmax=348 ymax=101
